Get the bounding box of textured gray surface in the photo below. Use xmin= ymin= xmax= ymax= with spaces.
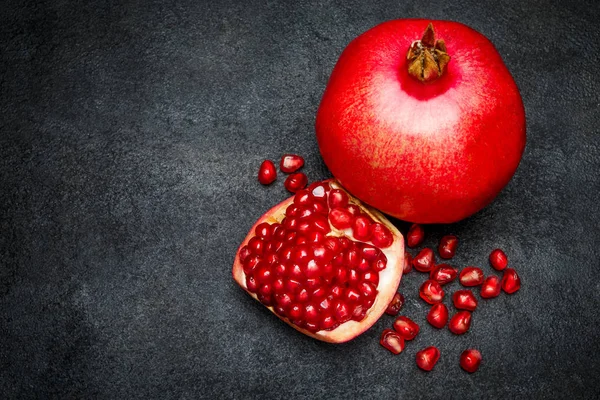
xmin=1 ymin=0 xmax=599 ymax=398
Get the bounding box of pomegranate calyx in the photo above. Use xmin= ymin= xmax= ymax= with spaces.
xmin=407 ymin=23 xmax=451 ymax=83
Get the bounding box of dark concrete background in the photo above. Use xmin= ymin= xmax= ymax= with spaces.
xmin=1 ymin=0 xmax=599 ymax=398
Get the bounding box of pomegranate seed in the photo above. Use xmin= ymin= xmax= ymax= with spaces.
xmin=429 ymin=264 xmax=458 ymax=285
xmin=247 ymin=236 xmax=265 ymax=256
xmin=448 ymin=311 xmax=472 ymax=335
xmin=284 ymin=172 xmax=308 ymax=193
xmin=480 ymin=276 xmax=501 ymax=299
xmin=385 ymin=293 xmax=404 ymax=316
xmin=406 ymin=223 xmax=424 ymax=248
xmin=238 ymin=246 xmax=251 ymax=263
xmin=380 ymin=329 xmax=405 ymax=354
xmin=258 ymin=160 xmax=277 ymax=185
xmin=438 ymin=235 xmax=458 ymax=259
xmin=393 ymin=316 xmax=420 ymax=340
xmin=452 ymin=290 xmax=478 ymax=311
xmin=427 ymin=303 xmax=448 ymax=329
xmin=419 ymin=280 xmax=444 ymax=304
xmin=501 ymin=268 xmax=521 ymax=294
xmin=459 ymin=266 xmax=484 ymax=286
xmin=328 ymin=189 xmax=349 ymax=209
xmin=416 ymin=347 xmax=440 ymax=372
xmin=352 ymin=216 xmax=372 ymax=241
xmin=370 ymin=223 xmax=393 ymax=248
xmin=254 ymin=222 xmax=272 ymax=240
xmin=489 ymin=248 xmax=508 ymax=270
xmin=329 ymin=208 xmax=353 ymax=230
xmin=412 ymin=248 xmax=434 ymax=272
xmin=280 ymin=154 xmax=305 ymax=173
xmin=346 ymin=204 xmax=361 ymax=217
xmin=403 ymin=252 xmax=413 ymax=274
xmin=460 ymin=349 xmax=482 ymax=373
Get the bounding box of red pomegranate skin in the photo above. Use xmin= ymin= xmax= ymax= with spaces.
xmin=316 ymin=19 xmax=526 ymax=223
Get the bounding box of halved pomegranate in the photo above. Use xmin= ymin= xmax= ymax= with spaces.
xmin=232 ymin=179 xmax=404 ymax=343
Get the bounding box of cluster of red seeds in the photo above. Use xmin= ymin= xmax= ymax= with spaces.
xmin=258 ymin=154 xmax=309 ymax=193
xmin=240 ymin=176 xmax=395 ymax=333
xmin=381 ymin=224 xmax=522 ymax=373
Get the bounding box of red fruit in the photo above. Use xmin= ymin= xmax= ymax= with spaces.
xmin=393 ymin=316 xmax=420 ymax=340
xmin=438 ymin=235 xmax=458 ymax=259
xmin=460 ymin=349 xmax=482 ymax=373
xmin=489 ymin=249 xmax=508 ymax=270
xmin=280 ymin=154 xmax=305 ymax=173
xmin=284 ymin=173 xmax=308 ymax=193
xmin=430 ymin=264 xmax=458 ymax=285
xmin=258 ymin=160 xmax=277 ymax=185
xmin=385 ymin=292 xmax=404 ymax=316
xmin=427 ymin=303 xmax=448 ymax=329
xmin=459 ymin=267 xmax=484 ymax=286
xmin=452 ymin=290 xmax=478 ymax=311
xmin=316 ymin=21 xmax=526 ymax=224
xmin=412 ymin=248 xmax=435 ymax=272
xmin=416 ymin=347 xmax=440 ymax=372
xmin=480 ymin=276 xmax=501 ymax=299
xmin=419 ymin=280 xmax=444 ymax=304
xmin=501 ymin=268 xmax=521 ymax=294
xmin=406 ymin=224 xmax=424 ymax=248
xmin=232 ymin=179 xmax=405 ymax=343
xmin=449 ymin=311 xmax=472 ymax=335
xmin=380 ymin=329 xmax=405 ymax=354
xmin=403 ymin=252 xmax=413 ymax=274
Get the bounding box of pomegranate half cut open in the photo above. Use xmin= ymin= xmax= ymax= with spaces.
xmin=232 ymin=179 xmax=404 ymax=343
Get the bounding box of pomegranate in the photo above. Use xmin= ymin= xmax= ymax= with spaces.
xmin=280 ymin=154 xmax=305 ymax=173
xmin=406 ymin=224 xmax=425 ymax=248
xmin=430 ymin=264 xmax=458 ymax=285
xmin=460 ymin=349 xmax=482 ymax=373
xmin=232 ymin=180 xmax=404 ymax=343
xmin=258 ymin=160 xmax=277 ymax=185
xmin=501 ymin=268 xmax=521 ymax=294
xmin=385 ymin=292 xmax=405 ymax=316
xmin=481 ymin=276 xmax=501 ymax=299
xmin=427 ymin=303 xmax=448 ymax=329
xmin=489 ymin=249 xmax=508 ymax=270
xmin=449 ymin=311 xmax=472 ymax=335
xmin=284 ymin=172 xmax=308 ymax=193
xmin=452 ymin=290 xmax=478 ymax=311
xmin=316 ymin=20 xmax=526 ymax=223
xmin=459 ymin=267 xmax=484 ymax=286
xmin=393 ymin=316 xmax=420 ymax=340
xmin=380 ymin=329 xmax=405 ymax=354
xmin=416 ymin=347 xmax=440 ymax=371
xmin=438 ymin=235 xmax=458 ymax=259
xmin=412 ymin=248 xmax=435 ymax=272
xmin=419 ymin=279 xmax=444 ymax=304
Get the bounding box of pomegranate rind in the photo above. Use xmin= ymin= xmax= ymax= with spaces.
xmin=232 ymin=179 xmax=404 ymax=343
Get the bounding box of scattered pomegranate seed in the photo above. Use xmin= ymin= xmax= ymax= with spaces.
xmin=427 ymin=303 xmax=449 ymax=329
xmin=393 ymin=316 xmax=420 ymax=340
xmin=403 ymin=252 xmax=413 ymax=274
xmin=438 ymin=235 xmax=458 ymax=259
xmin=280 ymin=154 xmax=305 ymax=173
xmin=416 ymin=347 xmax=440 ymax=372
xmin=258 ymin=160 xmax=277 ymax=185
xmin=412 ymin=248 xmax=435 ymax=272
xmin=459 ymin=266 xmax=484 ymax=286
xmin=430 ymin=264 xmax=458 ymax=285
xmin=284 ymin=172 xmax=308 ymax=193
xmin=406 ymin=224 xmax=424 ymax=248
xmin=501 ymin=268 xmax=521 ymax=294
xmin=460 ymin=349 xmax=482 ymax=373
xmin=385 ymin=293 xmax=404 ymax=316
xmin=419 ymin=279 xmax=444 ymax=304
xmin=480 ymin=276 xmax=501 ymax=299
xmin=380 ymin=329 xmax=405 ymax=354
xmin=489 ymin=248 xmax=508 ymax=270
xmin=449 ymin=311 xmax=472 ymax=335
xmin=452 ymin=290 xmax=478 ymax=311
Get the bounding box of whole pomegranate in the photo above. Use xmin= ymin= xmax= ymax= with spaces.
xmin=316 ymin=20 xmax=526 ymax=223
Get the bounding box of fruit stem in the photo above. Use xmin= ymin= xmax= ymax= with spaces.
xmin=406 ymin=23 xmax=451 ymax=83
